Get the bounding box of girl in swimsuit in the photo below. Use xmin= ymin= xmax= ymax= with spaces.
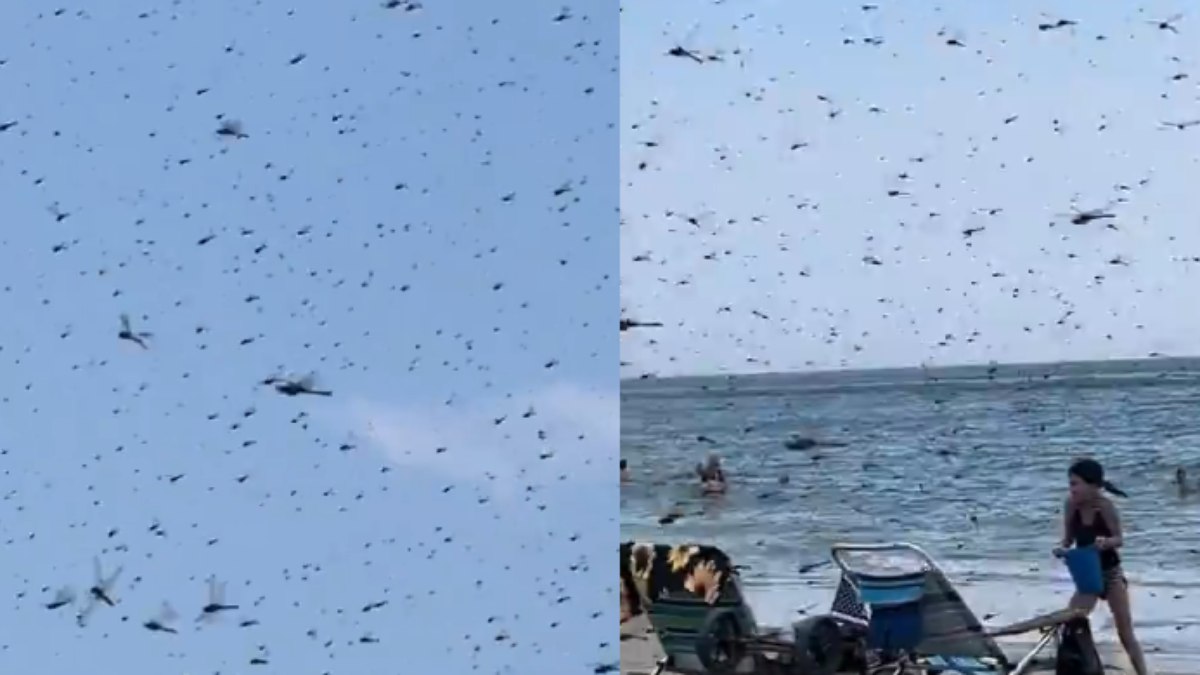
xmin=1053 ymin=458 xmax=1148 ymax=675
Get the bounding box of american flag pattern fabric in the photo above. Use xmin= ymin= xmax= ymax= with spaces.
xmin=830 ymin=574 xmax=869 ymax=623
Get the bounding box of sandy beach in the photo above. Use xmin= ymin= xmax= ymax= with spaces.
xmin=621 ymin=365 xmax=1200 ymax=675
xmin=619 ymin=613 xmax=1197 ymax=674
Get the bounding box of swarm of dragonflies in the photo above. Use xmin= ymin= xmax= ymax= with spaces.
xmin=45 ymin=558 xmax=237 ymax=634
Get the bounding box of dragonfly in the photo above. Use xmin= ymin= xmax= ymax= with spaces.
xmin=1037 ymin=15 xmax=1078 ymax=31
xmin=249 ymin=645 xmax=270 ymax=665
xmin=118 ymin=313 xmax=152 ymax=349
xmin=1159 ymin=119 xmax=1200 ymax=131
xmin=144 ymin=601 xmax=179 ymax=633
xmin=197 ymin=576 xmax=239 ymax=622
xmin=1056 ymin=200 xmax=1121 ymax=225
xmin=77 ymin=557 xmax=122 ymax=627
xmin=1148 ymin=13 xmax=1184 ymax=33
xmin=215 ymin=118 xmax=249 ymax=139
xmin=664 ymin=21 xmax=723 ymax=64
xmin=619 ymin=318 xmax=663 ymax=332
xmin=44 ymin=586 xmax=75 ymax=610
xmin=262 ymin=372 xmax=332 ymax=397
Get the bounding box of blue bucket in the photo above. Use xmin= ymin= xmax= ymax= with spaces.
xmin=1063 ymin=546 xmax=1103 ymax=595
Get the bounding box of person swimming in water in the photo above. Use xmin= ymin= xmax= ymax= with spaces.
xmin=696 ymin=452 xmax=727 ymax=492
xmin=1052 ymin=458 xmax=1148 ymax=675
xmin=1175 ymin=466 xmax=1192 ymax=498
xmin=620 ymin=459 xmax=631 ymax=483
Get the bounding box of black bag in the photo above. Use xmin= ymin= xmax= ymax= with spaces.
xmin=1056 ymin=617 xmax=1103 ymax=675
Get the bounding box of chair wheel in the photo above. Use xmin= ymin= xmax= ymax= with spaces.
xmin=696 ymin=608 xmax=749 ymax=675
xmin=790 ymin=615 xmax=843 ymax=675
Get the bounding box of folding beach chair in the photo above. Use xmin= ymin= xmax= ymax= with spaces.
xmin=646 ymin=586 xmax=763 ymax=674
xmin=831 ymin=542 xmax=1085 ymax=675
xmin=622 ymin=541 xmax=846 ymax=675
xmin=622 ymin=541 xmax=766 ymax=674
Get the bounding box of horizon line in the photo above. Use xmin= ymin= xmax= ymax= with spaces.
xmin=619 ymin=353 xmax=1200 ymax=384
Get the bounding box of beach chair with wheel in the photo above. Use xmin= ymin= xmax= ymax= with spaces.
xmin=830 ymin=542 xmax=1096 ymax=674
xmin=620 ymin=541 xmax=852 ymax=675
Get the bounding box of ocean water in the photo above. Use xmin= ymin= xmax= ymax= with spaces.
xmin=620 ymin=358 xmax=1200 ymax=661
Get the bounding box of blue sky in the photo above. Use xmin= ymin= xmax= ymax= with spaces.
xmin=0 ymin=1 xmax=615 ymax=673
xmin=621 ymin=0 xmax=1200 ymax=377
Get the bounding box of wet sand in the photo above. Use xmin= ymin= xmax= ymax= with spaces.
xmin=619 ymin=614 xmax=1194 ymax=674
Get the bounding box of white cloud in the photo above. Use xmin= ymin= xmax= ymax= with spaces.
xmin=342 ymin=381 xmax=616 ymax=499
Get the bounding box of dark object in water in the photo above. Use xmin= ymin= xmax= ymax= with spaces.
xmin=783 ymin=436 xmax=847 ymax=451
xmin=785 ymin=437 xmax=818 ymax=450
xmin=1055 ymin=616 xmax=1103 ymax=675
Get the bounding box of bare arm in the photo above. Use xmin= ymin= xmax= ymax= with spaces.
xmin=1098 ymin=499 xmax=1124 ymax=549
xmin=1060 ymin=498 xmax=1074 ymax=548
